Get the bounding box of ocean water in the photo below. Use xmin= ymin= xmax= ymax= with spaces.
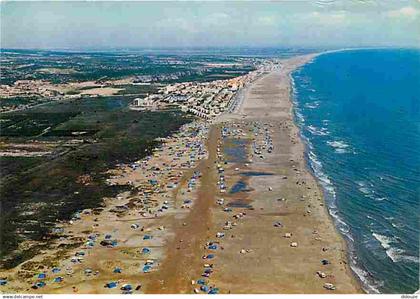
xmin=291 ymin=49 xmax=420 ymax=294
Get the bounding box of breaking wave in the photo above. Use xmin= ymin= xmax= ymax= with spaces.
xmin=304 ymin=101 xmax=320 ymax=109
xmin=327 ymin=140 xmax=352 ymax=153
xmin=372 ymin=233 xmax=419 ymax=264
xmin=357 ymin=181 xmax=388 ymax=202
xmin=327 ymin=140 xmax=349 ymax=148
xmin=307 ymin=125 xmax=329 ymax=136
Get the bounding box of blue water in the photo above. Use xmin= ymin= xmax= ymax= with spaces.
xmin=229 ymin=180 xmax=249 ymax=194
xmin=291 ymin=49 xmax=420 ymax=294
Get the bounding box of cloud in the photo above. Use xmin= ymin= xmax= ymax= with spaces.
xmin=302 ymin=11 xmax=348 ymax=26
xmin=2 ymin=1 xmax=420 ymax=49
xmin=386 ymin=6 xmax=420 ymax=19
xmin=257 ymin=16 xmax=277 ymax=26
xmin=204 ymin=13 xmax=230 ymax=26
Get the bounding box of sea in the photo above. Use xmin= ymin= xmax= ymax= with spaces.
xmin=291 ymin=49 xmax=420 ymax=294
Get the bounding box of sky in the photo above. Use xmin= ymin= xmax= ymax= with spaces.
xmin=1 ymin=0 xmax=420 ymax=50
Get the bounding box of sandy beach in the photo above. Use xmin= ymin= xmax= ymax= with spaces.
xmin=0 ymin=54 xmax=361 ymax=294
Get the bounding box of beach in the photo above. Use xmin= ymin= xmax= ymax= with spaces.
xmin=290 ymin=49 xmax=420 ymax=293
xmin=0 ymin=54 xmax=361 ymax=294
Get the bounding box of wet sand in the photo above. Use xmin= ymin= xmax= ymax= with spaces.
xmin=0 ymin=54 xmax=361 ymax=294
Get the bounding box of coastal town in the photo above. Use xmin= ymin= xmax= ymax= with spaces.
xmin=0 ymin=54 xmax=279 ymax=117
xmin=129 ymin=60 xmax=281 ymax=119
xmin=0 ymin=50 xmax=262 ymax=113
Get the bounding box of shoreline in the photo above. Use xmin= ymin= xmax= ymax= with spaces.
xmin=289 ymin=53 xmax=365 ymax=293
xmin=287 ymin=56 xmax=366 ymax=293
xmin=209 ymin=53 xmax=362 ymax=293
xmin=290 ymin=49 xmax=420 ymax=295
xmin=0 ymin=52 xmax=363 ymax=294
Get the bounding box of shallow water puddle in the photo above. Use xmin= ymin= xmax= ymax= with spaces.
xmin=240 ymin=171 xmax=273 ymax=177
xmin=229 ymin=180 xmax=251 ymax=194
xmin=223 ymin=138 xmax=249 ymax=163
xmin=226 ymin=200 xmax=253 ymax=209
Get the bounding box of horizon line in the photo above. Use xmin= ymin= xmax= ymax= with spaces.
xmin=2 ymin=45 xmax=419 ymax=53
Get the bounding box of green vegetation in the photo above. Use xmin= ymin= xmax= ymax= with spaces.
xmin=114 ymin=84 xmax=160 ymax=95
xmin=0 ymin=96 xmax=193 ymax=268
xmin=65 ymin=89 xmax=80 ymax=95
xmin=1 ymin=49 xmax=259 ymax=85
xmin=0 ymin=96 xmax=42 ymax=108
xmin=0 ymin=112 xmax=79 ymax=136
